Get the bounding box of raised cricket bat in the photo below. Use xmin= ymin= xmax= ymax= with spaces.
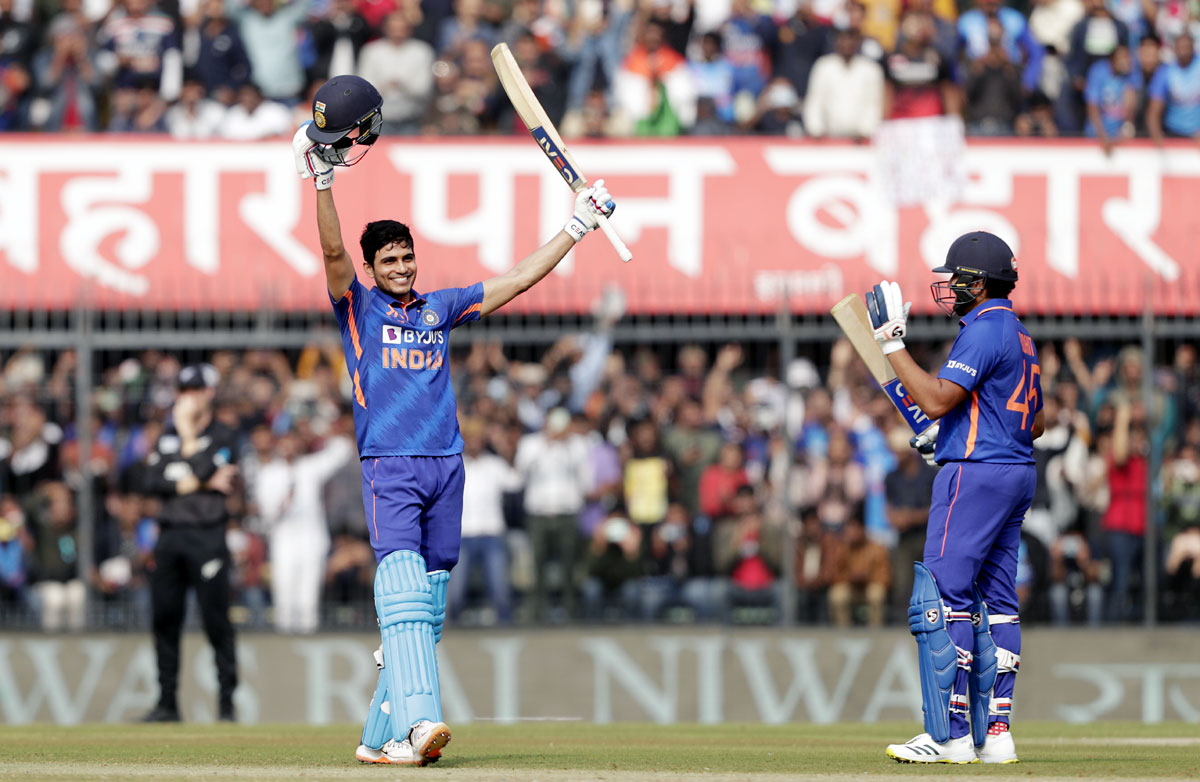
xmin=490 ymin=42 xmax=632 ymax=263
xmin=830 ymin=293 xmax=934 ymax=436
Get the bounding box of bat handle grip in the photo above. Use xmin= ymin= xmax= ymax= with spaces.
xmin=595 ymin=213 xmax=632 ymax=263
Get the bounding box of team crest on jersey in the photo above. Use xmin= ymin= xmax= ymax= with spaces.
xmin=421 ymin=309 xmax=441 ymax=327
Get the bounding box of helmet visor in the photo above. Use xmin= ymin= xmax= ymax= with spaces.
xmin=930 ymin=274 xmax=983 ymax=318
xmin=311 ymin=111 xmax=383 ymax=167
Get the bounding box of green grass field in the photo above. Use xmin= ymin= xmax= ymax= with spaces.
xmin=3 ymin=722 xmax=1199 ymax=782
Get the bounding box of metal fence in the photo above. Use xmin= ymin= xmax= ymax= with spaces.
xmin=0 ymin=289 xmax=1195 ymax=631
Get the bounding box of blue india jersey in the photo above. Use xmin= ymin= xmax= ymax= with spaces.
xmin=934 ymin=299 xmax=1041 ymax=464
xmin=331 ymin=277 xmax=483 ymax=457
xmin=1148 ymin=57 xmax=1200 ymax=137
xmin=958 ymin=8 xmax=1044 ymax=90
xmin=1084 ymin=59 xmax=1141 ymax=137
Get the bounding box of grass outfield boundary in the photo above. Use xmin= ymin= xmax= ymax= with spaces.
xmin=2 ymin=722 xmax=1199 ymax=782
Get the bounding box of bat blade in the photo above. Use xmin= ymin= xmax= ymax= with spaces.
xmin=490 ymin=42 xmax=632 ymax=262
xmin=830 ymin=294 xmax=934 ymax=436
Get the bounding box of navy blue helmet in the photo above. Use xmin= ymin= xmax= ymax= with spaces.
xmin=931 ymin=231 xmax=1019 ymax=317
xmin=306 ymin=75 xmax=383 ymax=166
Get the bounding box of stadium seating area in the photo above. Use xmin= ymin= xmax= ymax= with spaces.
xmin=2 ymin=0 xmax=1198 ymax=632
xmin=2 ymin=322 xmax=1198 ymax=631
xmin=2 ymin=0 xmax=1198 ymax=142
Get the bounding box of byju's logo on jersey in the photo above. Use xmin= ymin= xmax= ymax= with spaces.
xmin=383 ymin=326 xmax=445 ymax=345
xmin=945 ymin=360 xmax=978 ymax=377
xmin=421 ymin=308 xmax=441 ymax=327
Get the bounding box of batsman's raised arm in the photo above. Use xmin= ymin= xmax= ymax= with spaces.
xmin=293 ymin=124 xmax=355 ymax=300
xmin=480 ymin=180 xmax=616 ymax=317
xmin=884 ymin=347 xmax=969 ymax=420
xmin=315 ymin=189 xmax=355 ymax=301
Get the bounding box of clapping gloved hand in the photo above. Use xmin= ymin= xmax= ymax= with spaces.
xmin=293 ymin=123 xmax=334 ymax=191
xmin=867 ymin=280 xmax=912 ymax=356
xmin=911 ymin=422 xmax=939 ymax=467
xmin=563 ymin=179 xmax=616 ymax=243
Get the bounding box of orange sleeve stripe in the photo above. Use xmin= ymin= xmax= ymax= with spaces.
xmin=345 ymin=288 xmax=363 ymax=360
xmin=455 ymin=302 xmax=482 ymax=323
xmin=940 ymin=466 xmax=964 ymax=556
xmin=353 ymin=369 xmax=367 ymax=409
xmin=964 ymin=391 xmax=980 ymax=458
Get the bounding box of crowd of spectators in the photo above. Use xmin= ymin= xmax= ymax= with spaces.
xmin=2 ymin=0 xmax=1199 ymax=145
xmin=1 ymin=307 xmax=1198 ymax=631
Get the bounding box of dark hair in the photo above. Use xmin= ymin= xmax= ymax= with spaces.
xmin=702 ymin=31 xmax=723 ymax=50
xmin=360 ymin=220 xmax=414 ymax=266
xmin=1141 ymin=32 xmax=1162 ymax=47
xmin=985 ymin=278 xmax=1015 ymax=299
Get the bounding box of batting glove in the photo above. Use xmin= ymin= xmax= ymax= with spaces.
xmin=564 ymin=179 xmax=616 ymax=243
xmin=910 ymin=422 xmax=939 ymax=467
xmin=867 ymin=280 xmax=911 ymax=355
xmin=293 ymin=123 xmax=334 ymax=191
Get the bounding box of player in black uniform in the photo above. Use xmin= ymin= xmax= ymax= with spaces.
xmin=140 ymin=364 xmax=240 ymax=722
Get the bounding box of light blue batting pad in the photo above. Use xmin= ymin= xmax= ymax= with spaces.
xmin=376 ymin=550 xmax=439 ymax=735
xmin=907 ymin=562 xmax=957 ymax=743
xmin=428 ymin=569 xmax=449 ymax=719
xmin=968 ymin=586 xmax=998 ymax=748
xmin=362 ymin=569 xmax=450 ymax=746
xmin=429 ymin=570 xmax=449 ymax=644
xmin=360 ymin=669 xmax=391 ymax=750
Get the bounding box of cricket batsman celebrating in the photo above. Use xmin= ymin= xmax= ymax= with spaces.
xmin=291 ymin=75 xmax=616 ymax=766
xmin=868 ymin=232 xmax=1043 ymax=764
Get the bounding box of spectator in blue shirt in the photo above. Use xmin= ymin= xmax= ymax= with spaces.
xmin=185 ymin=0 xmax=252 ymax=106
xmin=959 ymin=0 xmax=1046 ymax=94
xmin=1085 ymin=43 xmax=1141 ymax=153
xmin=689 ymin=32 xmax=736 ymax=124
xmin=1067 ymin=0 xmax=1131 ymax=87
xmin=1064 ymin=0 xmax=1131 ymax=133
xmin=97 ymin=0 xmax=181 ymax=96
xmin=1147 ymin=32 xmax=1200 ymax=142
xmin=1134 ymin=33 xmax=1163 ymax=134
xmin=0 ymin=494 xmax=31 ymax=617
xmin=722 ymin=0 xmax=777 ymax=99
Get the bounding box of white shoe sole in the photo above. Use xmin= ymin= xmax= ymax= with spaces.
xmin=355 ymin=744 xmax=423 ymax=766
xmin=980 ymin=754 xmax=1020 ymax=764
xmin=413 ymin=723 xmax=451 ymax=763
xmin=886 ymin=746 xmax=980 ymax=764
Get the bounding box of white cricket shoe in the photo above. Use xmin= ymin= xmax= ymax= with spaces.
xmin=977 ymin=728 xmax=1020 ymax=763
xmin=408 ymin=719 xmax=451 ymax=764
xmin=355 ymin=738 xmax=423 ymax=765
xmin=886 ymin=733 xmax=980 ymax=764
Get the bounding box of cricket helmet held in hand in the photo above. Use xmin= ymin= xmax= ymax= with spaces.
xmin=931 ymin=231 xmax=1018 ymax=317
xmin=306 ymin=75 xmax=383 ymax=166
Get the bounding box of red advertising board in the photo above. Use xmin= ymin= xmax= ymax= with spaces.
xmin=0 ymin=136 xmax=1196 ymax=314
